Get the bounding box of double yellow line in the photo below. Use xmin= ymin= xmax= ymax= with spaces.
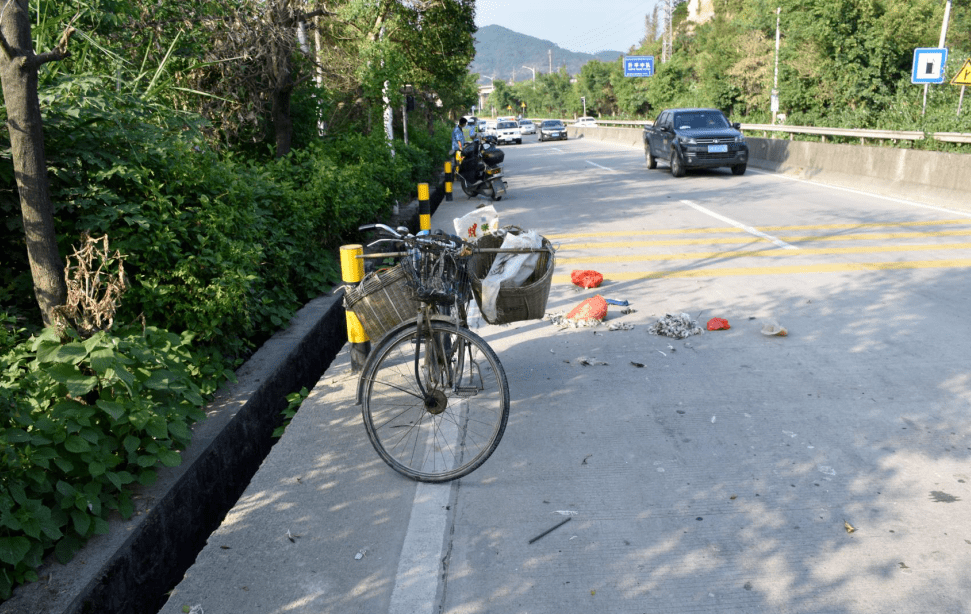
xmin=550 ymin=219 xmax=971 ymax=283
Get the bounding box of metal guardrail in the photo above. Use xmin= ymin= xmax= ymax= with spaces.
xmin=572 ymin=119 xmax=971 ymax=145
xmin=933 ymin=132 xmax=971 ymax=144
xmin=740 ymin=123 xmax=925 ymax=143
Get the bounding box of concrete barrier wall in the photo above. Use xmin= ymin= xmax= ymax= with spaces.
xmin=568 ymin=125 xmax=969 ymax=210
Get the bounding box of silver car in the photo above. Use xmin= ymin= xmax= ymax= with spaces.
xmin=518 ymin=119 xmax=536 ymax=135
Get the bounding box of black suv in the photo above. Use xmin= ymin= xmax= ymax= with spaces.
xmin=643 ymin=108 xmax=749 ymax=177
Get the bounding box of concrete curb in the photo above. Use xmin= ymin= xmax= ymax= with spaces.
xmin=1 ymin=293 xmax=347 ymax=614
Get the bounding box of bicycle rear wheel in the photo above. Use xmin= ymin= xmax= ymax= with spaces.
xmin=360 ymin=319 xmax=509 ymax=482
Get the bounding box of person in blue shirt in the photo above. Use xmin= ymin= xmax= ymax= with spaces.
xmin=451 ymin=117 xmax=467 ymax=156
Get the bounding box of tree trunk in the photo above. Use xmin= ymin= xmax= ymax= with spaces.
xmin=272 ymin=86 xmax=293 ymax=158
xmin=0 ymin=0 xmax=70 ymax=326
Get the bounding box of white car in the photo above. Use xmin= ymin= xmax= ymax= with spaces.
xmin=494 ymin=120 xmax=522 ymax=144
xmin=518 ymin=119 xmax=536 ymax=135
xmin=574 ymin=116 xmax=599 ymax=127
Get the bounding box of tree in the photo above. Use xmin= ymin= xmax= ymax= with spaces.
xmin=489 ymin=79 xmax=516 ymax=114
xmin=578 ymin=60 xmax=617 ymax=115
xmin=0 ymin=0 xmax=74 ymax=326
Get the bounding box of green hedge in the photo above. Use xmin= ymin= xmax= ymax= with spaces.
xmin=0 ymin=75 xmax=449 ymax=600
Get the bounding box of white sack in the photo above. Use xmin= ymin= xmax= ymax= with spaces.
xmin=481 ymin=230 xmax=543 ymax=322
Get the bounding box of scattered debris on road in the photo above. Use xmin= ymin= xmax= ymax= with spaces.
xmin=571 ymin=270 xmax=604 ymax=288
xmin=354 ymin=548 xmax=367 ymax=560
xmin=761 ymin=320 xmax=788 ymax=336
xmin=573 ymin=357 xmax=608 ymax=366
xmin=648 ymin=313 xmax=703 ymax=339
xmin=707 ymin=317 xmax=731 ymax=331
xmin=528 ymin=517 xmax=572 ymax=544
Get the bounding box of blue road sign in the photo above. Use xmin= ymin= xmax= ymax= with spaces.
xmin=912 ymin=48 xmax=948 ymax=84
xmin=624 ymin=56 xmax=654 ymax=78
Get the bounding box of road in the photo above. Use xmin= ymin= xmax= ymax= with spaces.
xmin=160 ymin=134 xmax=971 ymax=614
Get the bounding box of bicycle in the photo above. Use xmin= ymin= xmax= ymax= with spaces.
xmin=353 ymin=224 xmax=511 ymax=482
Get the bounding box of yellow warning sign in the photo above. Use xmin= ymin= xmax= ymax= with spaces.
xmin=952 ymin=58 xmax=971 ymax=86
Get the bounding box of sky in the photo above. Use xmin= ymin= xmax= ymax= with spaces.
xmin=475 ymin=0 xmax=660 ymax=55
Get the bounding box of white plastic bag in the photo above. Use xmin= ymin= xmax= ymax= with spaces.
xmin=481 ymin=230 xmax=543 ymax=322
xmin=453 ymin=205 xmax=498 ymax=241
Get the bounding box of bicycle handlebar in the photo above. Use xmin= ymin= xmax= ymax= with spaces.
xmin=360 ymin=224 xmax=466 ymax=252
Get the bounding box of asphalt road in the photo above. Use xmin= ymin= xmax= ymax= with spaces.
xmin=160 ymin=134 xmax=971 ymax=614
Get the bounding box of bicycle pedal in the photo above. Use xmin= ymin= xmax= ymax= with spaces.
xmin=455 ymin=387 xmax=480 ymax=397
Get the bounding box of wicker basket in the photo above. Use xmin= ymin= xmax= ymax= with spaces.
xmin=344 ymin=265 xmax=421 ymax=341
xmin=469 ymin=229 xmax=555 ymax=325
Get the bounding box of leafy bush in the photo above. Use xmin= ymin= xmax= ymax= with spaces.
xmin=0 ymin=75 xmax=445 ymax=358
xmin=0 ymin=72 xmax=449 ymax=602
xmin=0 ymin=324 xmax=226 ymax=599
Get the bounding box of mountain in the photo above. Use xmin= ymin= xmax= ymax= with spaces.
xmin=471 ymin=25 xmax=624 ymax=84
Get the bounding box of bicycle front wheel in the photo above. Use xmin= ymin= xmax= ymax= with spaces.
xmin=360 ymin=320 xmax=509 ymax=482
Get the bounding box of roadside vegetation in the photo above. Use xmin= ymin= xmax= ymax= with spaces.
xmin=0 ymin=0 xmax=476 ymax=599
xmin=487 ymin=0 xmax=971 ymax=149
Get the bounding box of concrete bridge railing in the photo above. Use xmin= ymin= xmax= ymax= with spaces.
xmin=567 ymin=125 xmax=969 ymax=210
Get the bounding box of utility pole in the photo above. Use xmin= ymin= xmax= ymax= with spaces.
xmin=923 ymin=0 xmax=952 ymax=116
xmin=523 ymin=65 xmax=536 ymax=81
xmin=549 ymin=49 xmax=552 ymax=73
xmin=662 ymin=0 xmax=673 ymax=63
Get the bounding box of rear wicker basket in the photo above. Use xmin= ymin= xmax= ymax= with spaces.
xmin=344 ymin=265 xmax=421 ymax=342
xmin=469 ymin=230 xmax=555 ymax=325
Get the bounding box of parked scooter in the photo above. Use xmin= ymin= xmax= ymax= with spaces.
xmin=455 ymin=136 xmax=507 ymax=201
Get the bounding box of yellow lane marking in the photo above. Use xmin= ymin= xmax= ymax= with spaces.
xmin=559 ymin=229 xmax=971 ymax=250
xmin=546 ymin=219 xmax=971 ymax=240
xmin=552 ymin=259 xmax=971 ymax=284
xmin=782 ymin=229 xmax=971 ymax=243
xmin=556 ymin=242 xmax=971 ymax=265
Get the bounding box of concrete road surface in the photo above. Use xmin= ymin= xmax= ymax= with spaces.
xmin=160 ymin=136 xmax=971 ymax=614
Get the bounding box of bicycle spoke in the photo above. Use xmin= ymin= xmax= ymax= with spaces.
xmin=362 ymin=322 xmax=509 ymax=482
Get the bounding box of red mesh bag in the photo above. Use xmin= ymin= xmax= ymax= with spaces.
xmin=566 ymin=295 xmax=608 ymax=321
xmin=707 ymin=317 xmax=731 ymax=331
xmin=571 ymin=270 xmax=603 ymax=289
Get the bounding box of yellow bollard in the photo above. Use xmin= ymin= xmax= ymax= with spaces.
xmin=340 ymin=244 xmax=370 ymax=370
xmin=418 ymin=183 xmax=431 ymax=231
xmin=444 ymin=161 xmax=453 ymax=202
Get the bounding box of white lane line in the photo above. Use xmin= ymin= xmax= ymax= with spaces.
xmin=388 ymin=414 xmax=462 ymax=614
xmin=681 ymin=199 xmax=798 ymax=250
xmin=549 ymin=147 xmax=565 ymax=153
xmin=387 ymin=481 xmax=451 ymax=614
xmin=748 ymin=168 xmax=971 ymax=217
xmin=586 ymin=160 xmax=614 ymax=171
